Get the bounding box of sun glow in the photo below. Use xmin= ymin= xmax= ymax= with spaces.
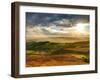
xmin=75 ymin=23 xmax=87 ymax=33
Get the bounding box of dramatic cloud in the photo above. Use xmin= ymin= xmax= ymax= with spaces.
xmin=26 ymin=12 xmax=89 ymax=42
xmin=26 ymin=12 xmax=89 ymax=27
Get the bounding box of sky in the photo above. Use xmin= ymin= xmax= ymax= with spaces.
xmin=26 ymin=12 xmax=89 ymax=42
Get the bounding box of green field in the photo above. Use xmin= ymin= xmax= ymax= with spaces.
xmin=26 ymin=41 xmax=89 ymax=67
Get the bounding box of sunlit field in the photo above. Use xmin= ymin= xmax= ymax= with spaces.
xmin=26 ymin=40 xmax=89 ymax=67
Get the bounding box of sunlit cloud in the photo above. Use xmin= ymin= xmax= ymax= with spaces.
xmin=26 ymin=12 xmax=89 ymax=42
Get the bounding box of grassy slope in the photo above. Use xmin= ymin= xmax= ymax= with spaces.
xmin=26 ymin=41 xmax=89 ymax=67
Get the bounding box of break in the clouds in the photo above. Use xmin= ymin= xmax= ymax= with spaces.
xmin=26 ymin=12 xmax=89 ymax=42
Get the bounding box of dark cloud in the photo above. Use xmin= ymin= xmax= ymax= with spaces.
xmin=26 ymin=12 xmax=89 ymax=27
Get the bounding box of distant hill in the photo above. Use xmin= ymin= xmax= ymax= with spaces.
xmin=26 ymin=41 xmax=89 ymax=54
xmin=26 ymin=37 xmax=89 ymax=43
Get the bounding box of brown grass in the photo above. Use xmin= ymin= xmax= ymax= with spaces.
xmin=26 ymin=54 xmax=88 ymax=67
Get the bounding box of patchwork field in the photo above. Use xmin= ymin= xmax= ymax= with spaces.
xmin=26 ymin=41 xmax=89 ymax=67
